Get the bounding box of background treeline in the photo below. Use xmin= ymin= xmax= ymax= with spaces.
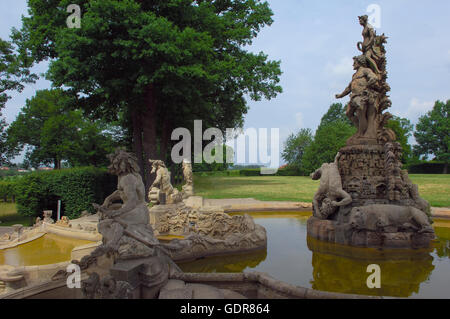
xmin=282 ymin=101 xmax=449 ymax=176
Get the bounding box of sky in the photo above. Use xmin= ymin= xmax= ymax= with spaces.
xmin=0 ymin=0 xmax=449 ymax=166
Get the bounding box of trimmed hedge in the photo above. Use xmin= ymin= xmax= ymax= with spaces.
xmin=239 ymin=168 xmax=302 ymax=176
xmin=406 ymin=162 xmax=449 ymax=174
xmin=15 ymin=167 xmax=117 ymax=219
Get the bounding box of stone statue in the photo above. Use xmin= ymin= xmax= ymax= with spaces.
xmin=347 ymin=205 xmax=433 ymax=234
xmin=336 ymin=16 xmax=394 ymax=146
xmin=91 ymin=149 xmax=159 ymax=256
xmin=306 ymin=15 xmax=435 ymax=249
xmin=357 ymin=15 xmax=381 ymax=74
xmin=181 ymin=159 xmax=194 ymax=199
xmin=55 ymin=216 xmax=71 ymax=228
xmin=60 ymin=149 xmax=181 ymax=299
xmin=43 ymin=210 xmax=54 ymax=224
xmin=336 ymin=55 xmax=379 ymax=140
xmin=311 ymin=153 xmax=352 ymax=219
xmin=148 ymin=160 xmax=182 ymax=205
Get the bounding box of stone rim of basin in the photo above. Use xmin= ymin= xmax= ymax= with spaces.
xmin=0 ymin=265 xmax=24 ymax=282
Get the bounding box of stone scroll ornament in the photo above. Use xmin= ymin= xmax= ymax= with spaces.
xmin=308 ymin=16 xmax=435 ymax=249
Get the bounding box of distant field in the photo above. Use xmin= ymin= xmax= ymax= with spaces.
xmin=194 ymin=174 xmax=450 ymax=207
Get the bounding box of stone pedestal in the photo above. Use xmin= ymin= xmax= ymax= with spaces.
xmin=307 ymin=216 xmax=435 ymax=249
xmin=308 ymin=143 xmax=435 ymax=249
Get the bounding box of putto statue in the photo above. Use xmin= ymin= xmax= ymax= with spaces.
xmin=148 ymin=159 xmax=182 ymax=205
xmin=307 ymin=16 xmax=435 ymax=249
xmin=181 ymin=159 xmax=194 ymax=198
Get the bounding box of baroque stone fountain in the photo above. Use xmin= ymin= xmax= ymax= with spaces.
xmin=48 ymin=149 xmax=266 ymax=299
xmin=307 ymin=15 xmax=435 ymax=249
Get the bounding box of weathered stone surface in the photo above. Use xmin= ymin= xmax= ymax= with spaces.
xmin=307 ymin=15 xmax=435 ymax=250
xmin=148 ymin=159 xmax=182 ymax=205
xmin=150 ymin=203 xmax=267 ymax=261
xmin=181 ymin=159 xmax=194 ymax=199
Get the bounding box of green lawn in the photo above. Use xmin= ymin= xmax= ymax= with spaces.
xmin=0 ymin=202 xmax=33 ymax=227
xmin=194 ymin=174 xmax=450 ymax=207
xmin=0 ymin=174 xmax=447 ymax=225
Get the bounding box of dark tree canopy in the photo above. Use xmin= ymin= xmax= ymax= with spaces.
xmin=6 ymin=89 xmax=120 ymax=169
xmin=12 ymin=0 xmax=282 ymax=187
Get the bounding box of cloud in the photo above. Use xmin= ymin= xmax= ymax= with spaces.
xmin=394 ymin=98 xmax=434 ymax=122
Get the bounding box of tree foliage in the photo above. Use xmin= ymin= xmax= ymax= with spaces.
xmin=12 ymin=0 xmax=282 ymax=187
xmin=386 ymin=115 xmax=414 ymax=164
xmin=0 ymin=38 xmax=37 ymax=164
xmin=297 ymin=103 xmax=356 ymax=175
xmin=301 ymin=121 xmax=356 ymax=175
xmin=6 ymin=89 xmax=119 ymax=168
xmin=317 ymin=103 xmax=351 ymax=129
xmin=281 ymin=128 xmax=313 ymax=170
xmin=414 ymin=100 xmax=449 ymax=173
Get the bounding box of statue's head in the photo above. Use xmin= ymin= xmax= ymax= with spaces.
xmin=107 ymin=148 xmax=140 ymax=176
xmin=353 ymin=55 xmax=368 ymax=69
xmin=358 ymin=15 xmax=368 ymax=26
xmin=149 ymin=160 xmax=166 ymax=174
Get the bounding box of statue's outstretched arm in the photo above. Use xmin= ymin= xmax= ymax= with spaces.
xmin=336 ymin=84 xmax=351 ymax=99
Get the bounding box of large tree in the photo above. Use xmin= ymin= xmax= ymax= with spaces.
xmin=385 ymin=115 xmax=414 ymax=164
xmin=7 ymin=89 xmax=119 ymax=168
xmin=414 ymin=100 xmax=449 ymax=173
xmin=282 ymin=128 xmax=313 ymax=171
xmin=300 ymin=103 xmax=356 ymax=175
xmin=12 ymin=0 xmax=282 ymax=188
xmin=0 ymin=38 xmax=36 ymax=164
xmin=317 ymin=103 xmax=351 ymax=129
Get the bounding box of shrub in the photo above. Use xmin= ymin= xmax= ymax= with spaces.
xmin=239 ymin=169 xmax=261 ymax=176
xmin=239 ymin=168 xmax=302 ymax=176
xmin=0 ymin=181 xmax=18 ymax=202
xmin=15 ymin=167 xmax=117 ymax=219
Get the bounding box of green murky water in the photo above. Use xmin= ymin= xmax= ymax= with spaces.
xmin=178 ymin=212 xmax=450 ymax=298
xmin=0 ymin=234 xmax=93 ymax=266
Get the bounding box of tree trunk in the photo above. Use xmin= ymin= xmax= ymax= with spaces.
xmin=132 ymin=107 xmax=145 ymax=182
xmin=160 ymin=115 xmax=171 ymax=161
xmin=142 ymin=85 xmax=158 ymax=191
xmin=54 ymin=158 xmax=61 ymax=170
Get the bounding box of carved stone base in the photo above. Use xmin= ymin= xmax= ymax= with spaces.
xmin=307 ymin=216 xmax=435 ymax=249
xmin=149 ymin=203 xmax=267 ymax=262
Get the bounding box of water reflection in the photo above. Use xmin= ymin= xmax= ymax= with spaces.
xmin=307 ymin=236 xmax=436 ymax=297
xmin=178 ymin=249 xmax=267 ymax=273
xmin=0 ymin=234 xmax=93 ymax=266
xmin=177 ymin=212 xmax=450 ymax=298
